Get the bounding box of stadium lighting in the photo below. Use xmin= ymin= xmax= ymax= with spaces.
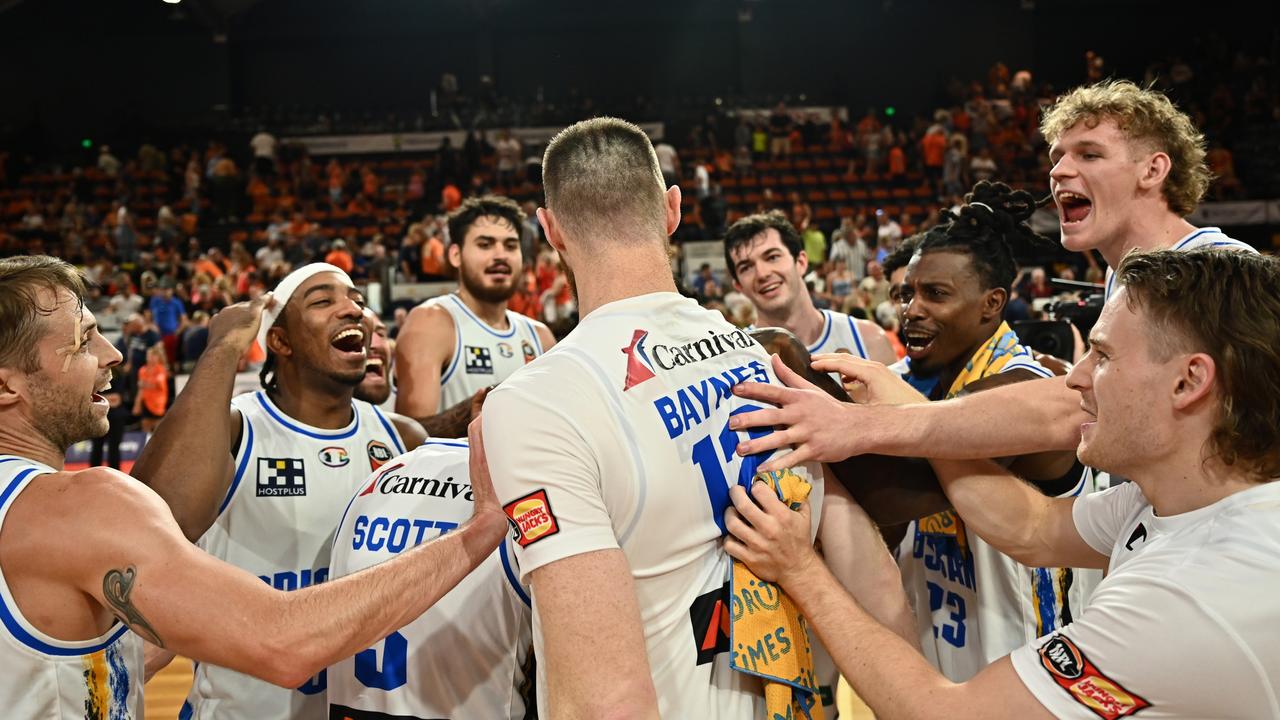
xmin=163 ymin=0 xmax=182 ymax=4
xmin=81 ymin=139 xmax=92 ymax=148
xmin=885 ymin=106 xmax=897 ymax=117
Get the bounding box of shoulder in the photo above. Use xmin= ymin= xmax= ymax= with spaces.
xmin=386 ymin=411 xmax=428 ymax=447
xmin=399 ymin=301 xmax=456 ymax=342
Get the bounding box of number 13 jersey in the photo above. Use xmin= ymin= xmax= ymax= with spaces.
xmin=484 ymin=291 xmax=823 ymax=720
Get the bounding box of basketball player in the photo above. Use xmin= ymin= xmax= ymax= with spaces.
xmin=725 ymin=250 xmax=1280 ymax=718
xmin=131 ymin=262 xmax=428 ymax=718
xmin=355 ymin=307 xmax=393 ymax=407
xmin=0 ymin=256 xmax=505 ymax=718
xmin=395 ymin=196 xmax=556 ymax=437
xmin=724 ymin=211 xmax=897 ymax=381
xmin=327 ymin=436 xmax=534 ymax=719
xmin=482 ymin=118 xmax=913 ymax=718
xmin=729 ymin=79 xmax=1259 ymax=468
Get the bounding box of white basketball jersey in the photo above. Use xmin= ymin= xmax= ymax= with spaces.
xmin=1103 ymin=226 xmax=1255 ymax=299
xmin=181 ymin=391 xmax=406 ymax=720
xmin=891 ymin=357 xmax=1103 ymax=682
xmin=0 ymin=456 xmax=145 ymax=719
xmin=484 ymin=292 xmax=825 ymax=719
xmin=328 ymin=440 xmax=533 ymax=719
xmin=429 ymin=293 xmax=546 ymax=413
xmin=807 ymin=309 xmax=874 ymax=386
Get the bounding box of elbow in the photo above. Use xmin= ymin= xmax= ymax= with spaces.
xmin=253 ymin=636 xmax=323 ymax=690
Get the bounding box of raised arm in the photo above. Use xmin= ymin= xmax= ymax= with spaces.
xmin=131 ymin=296 xmax=267 ymax=540
xmin=57 ymin=425 xmax=505 ymax=689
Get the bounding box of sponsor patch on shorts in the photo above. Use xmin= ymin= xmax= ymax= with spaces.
xmin=1039 ymin=635 xmax=1150 ymax=719
xmin=503 ymin=489 xmax=559 ymax=547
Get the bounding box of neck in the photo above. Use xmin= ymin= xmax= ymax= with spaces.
xmin=1129 ymin=452 xmax=1261 ymax=517
xmin=269 ymin=371 xmax=356 ymax=429
xmin=0 ymin=415 xmax=67 ymax=470
xmin=934 ymin=322 xmax=1001 ymax=391
xmin=571 ymin=243 xmax=679 ymax=319
xmin=1100 ymin=206 xmax=1198 ymax=269
xmin=456 ymin=286 xmax=510 ymax=328
xmin=755 ymin=300 xmax=825 ymax=347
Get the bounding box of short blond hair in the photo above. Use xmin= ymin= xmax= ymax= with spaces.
xmin=1041 ymin=80 xmax=1211 ymax=216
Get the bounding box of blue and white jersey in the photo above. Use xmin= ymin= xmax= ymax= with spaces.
xmin=328 ymin=440 xmax=532 ymax=720
xmin=0 ymin=456 xmax=144 ymax=719
xmin=182 ymin=391 xmax=406 ymax=720
xmin=427 ymin=293 xmax=547 ymax=414
xmin=1103 ymin=226 xmax=1256 ymax=299
xmin=891 ymin=354 xmax=1103 ymax=682
xmin=484 ymin=291 xmax=824 ymax=719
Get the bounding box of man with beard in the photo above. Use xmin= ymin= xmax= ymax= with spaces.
xmin=130 ymin=263 xmax=429 ymax=719
xmin=355 ymin=307 xmax=394 ymax=409
xmin=0 ymin=256 xmax=504 ymax=718
xmin=396 ymin=196 xmax=556 ymax=437
xmin=723 ymin=211 xmax=897 ymax=386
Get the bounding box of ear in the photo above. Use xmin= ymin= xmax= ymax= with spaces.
xmin=796 ymin=249 xmax=810 ymax=276
xmin=664 ymin=185 xmax=682 ymax=237
xmin=982 ymin=287 xmax=1008 ymax=322
xmin=1171 ymin=352 xmax=1216 ymax=411
xmin=1137 ymin=151 xmax=1173 ymax=194
xmin=0 ymin=369 xmax=25 ymax=409
xmin=446 ymin=240 xmax=462 ymax=271
xmin=538 ymin=208 xmax=566 ymax=254
xmin=265 ymin=325 xmax=292 ymax=358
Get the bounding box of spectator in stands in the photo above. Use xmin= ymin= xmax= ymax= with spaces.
xmin=734 ymin=116 xmax=752 ymax=153
xmin=826 ymin=258 xmax=855 ymax=308
xmin=90 ymin=363 xmax=131 ymax=470
xmin=830 ymin=217 xmax=870 ymax=281
xmin=399 ymin=225 xmax=423 ymax=282
xmin=859 ymin=259 xmax=892 ymax=310
xmin=520 ymin=200 xmax=542 ymax=261
xmin=149 ymin=277 xmax=187 ymax=363
xmin=181 ymin=311 xmax=211 ymax=370
xmin=789 ymin=190 xmax=813 ymax=231
xmin=875 ymin=209 xmax=903 ymax=260
xmin=691 ymin=263 xmax=722 ymax=302
xmin=255 ymin=235 xmax=285 ymax=273
xmin=325 ymin=238 xmax=355 ymax=274
xmin=769 ymin=102 xmax=793 ymax=158
xmin=209 ymin=155 xmax=241 ymax=223
xmin=654 ymin=140 xmax=679 ymax=187
xmin=802 ymin=222 xmax=827 ymax=266
xmin=250 ymin=127 xmax=277 ymax=177
xmin=133 ymin=345 xmax=169 ymax=433
xmin=970 ymin=146 xmax=997 ymax=182
xmin=1022 ymin=266 xmax=1054 ymax=299
xmin=441 ymin=179 xmax=462 ymax=212
xmin=421 ymin=224 xmax=447 ymax=280
xmin=702 ymin=183 xmax=728 ymax=238
xmin=495 ymin=129 xmax=522 ymax=187
xmin=943 ymin=135 xmax=969 ymax=197
xmin=886 ymin=140 xmax=907 ymax=184
xmin=98 ymin=145 xmax=121 ymax=177
xmin=751 ymin=122 xmax=768 ymax=159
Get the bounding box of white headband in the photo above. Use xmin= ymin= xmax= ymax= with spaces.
xmin=257 ymin=263 xmax=354 ymax=352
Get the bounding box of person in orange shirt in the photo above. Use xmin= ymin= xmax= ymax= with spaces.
xmin=420 ymin=227 xmax=447 ymax=279
xmin=133 ymin=344 xmax=169 ymax=433
xmin=441 ymin=182 xmax=462 ymax=212
xmin=325 ymin=238 xmax=355 ymax=274
xmin=920 ymin=127 xmax=948 ymax=194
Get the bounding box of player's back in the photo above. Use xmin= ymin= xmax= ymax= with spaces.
xmin=328 ymin=439 xmax=533 ymax=719
xmin=486 ymin=291 xmax=823 ymax=718
xmin=0 ymin=456 xmax=145 ymax=719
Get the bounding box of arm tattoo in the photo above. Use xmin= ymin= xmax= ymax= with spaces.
xmin=103 ymin=566 xmax=164 ymax=648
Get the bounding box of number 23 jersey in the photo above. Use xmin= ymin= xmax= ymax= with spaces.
xmin=484 ymin=291 xmax=823 ymax=719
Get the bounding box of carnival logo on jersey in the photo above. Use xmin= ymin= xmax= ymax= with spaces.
xmin=503 ymin=489 xmax=559 ymax=547
xmin=367 ymin=440 xmax=394 ymax=471
xmin=256 ymin=457 xmax=306 ymax=497
xmin=359 ymin=462 xmax=404 ymax=496
xmin=465 ymin=345 xmax=494 ymax=374
xmin=317 ymin=446 xmax=349 ymax=468
xmin=621 ymin=329 xmax=657 ymax=390
xmin=497 ymin=342 xmax=514 ymax=359
xmin=1039 ymin=634 xmax=1150 ymax=720
xmin=688 ymin=581 xmax=732 ymax=665
xmin=522 ymin=339 xmax=536 ymax=363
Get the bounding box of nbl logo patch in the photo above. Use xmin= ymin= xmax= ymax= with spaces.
xmin=367 ymin=440 xmax=394 ymax=471
xmin=256 ymin=457 xmax=306 ymax=497
xmin=464 ymin=345 xmax=494 ymax=375
xmin=1039 ymin=635 xmax=1150 ymax=719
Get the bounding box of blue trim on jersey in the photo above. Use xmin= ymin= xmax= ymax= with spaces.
xmin=421 ymin=439 xmax=469 ymax=448
xmin=525 ymin=317 xmax=544 ymax=354
xmin=178 ymin=701 xmax=193 ymax=720
xmin=450 ymin=294 xmax=517 ymax=339
xmin=1170 ymin=227 xmax=1218 ymax=251
xmin=220 ymin=416 xmax=254 ymax=516
xmin=806 ymin=311 xmax=834 ymax=354
xmin=0 ymin=468 xmax=132 ymax=656
xmin=847 ymin=315 xmax=867 ymax=358
xmin=255 ymin=391 xmax=360 ymax=440
xmin=499 ymin=541 xmax=532 ymax=607
xmin=440 ymin=313 xmax=464 ymax=385
xmin=371 ymin=405 xmax=405 ymax=454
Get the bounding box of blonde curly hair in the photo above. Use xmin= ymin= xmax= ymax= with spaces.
xmin=1041 ymin=80 xmax=1211 ymax=216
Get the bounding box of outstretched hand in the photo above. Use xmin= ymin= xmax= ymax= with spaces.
xmin=810 ymin=353 xmax=928 ymax=406
xmin=729 ymin=354 xmax=859 ymax=472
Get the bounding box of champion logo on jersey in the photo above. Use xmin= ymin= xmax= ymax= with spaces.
xmin=318 ymin=446 xmax=349 ymax=468
xmin=497 ymin=342 xmax=515 ymax=359
xmin=503 ymin=489 xmax=559 ymax=547
xmin=465 ymin=345 xmax=494 ymax=375
xmin=1039 ymin=634 xmax=1150 ymax=719
xmin=256 ymin=457 xmax=307 ymax=497
xmin=367 ymin=440 xmax=394 ymax=471
xmin=621 ymin=329 xmax=657 ymax=390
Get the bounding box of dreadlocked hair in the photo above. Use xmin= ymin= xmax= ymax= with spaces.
xmin=259 ymin=353 xmax=279 ymax=393
xmin=916 ymin=180 xmax=1050 ymax=292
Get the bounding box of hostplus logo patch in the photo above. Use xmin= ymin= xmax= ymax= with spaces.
xmin=621 ymin=329 xmax=657 ymax=390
